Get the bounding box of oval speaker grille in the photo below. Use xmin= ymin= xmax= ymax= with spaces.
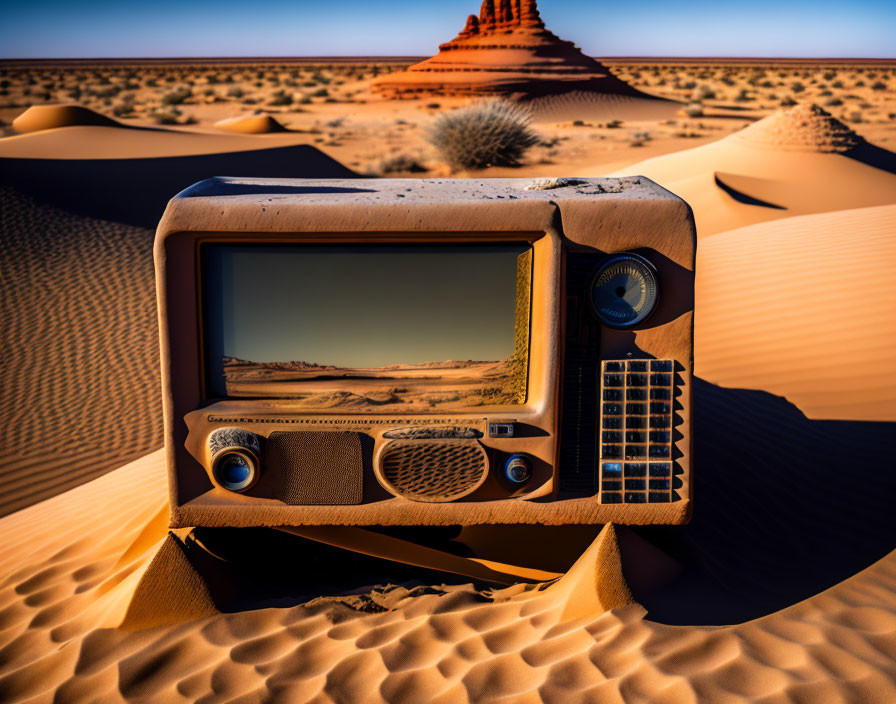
xmin=379 ymin=439 xmax=488 ymax=503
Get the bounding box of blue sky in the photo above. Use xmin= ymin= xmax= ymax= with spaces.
xmin=1 ymin=0 xmax=893 ymax=59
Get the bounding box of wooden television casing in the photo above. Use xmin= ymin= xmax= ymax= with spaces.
xmin=155 ymin=177 xmax=695 ymax=528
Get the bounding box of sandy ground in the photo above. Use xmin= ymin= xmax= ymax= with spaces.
xmin=1 ymin=58 xmax=895 ymax=701
xmin=1 ymin=449 xmax=895 ymax=701
xmin=695 ymin=204 xmax=896 ymax=421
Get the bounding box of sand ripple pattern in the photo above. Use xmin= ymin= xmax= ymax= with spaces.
xmin=0 ymin=186 xmax=161 ymax=516
xmin=0 ymin=451 xmax=895 ymax=703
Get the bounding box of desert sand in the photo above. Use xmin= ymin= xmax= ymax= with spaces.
xmin=1 ymin=452 xmax=895 ymax=701
xmin=695 ymin=203 xmax=896 ymax=421
xmin=1 ymin=54 xmax=895 ymax=702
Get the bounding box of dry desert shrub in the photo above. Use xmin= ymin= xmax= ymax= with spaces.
xmin=379 ymin=154 xmax=427 ymax=174
xmin=427 ymin=99 xmax=539 ymax=170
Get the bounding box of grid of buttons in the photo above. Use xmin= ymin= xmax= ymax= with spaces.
xmin=599 ymin=359 xmax=676 ymax=504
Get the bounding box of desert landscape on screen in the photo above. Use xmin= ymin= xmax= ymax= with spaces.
xmin=1 ymin=0 xmax=895 ymax=700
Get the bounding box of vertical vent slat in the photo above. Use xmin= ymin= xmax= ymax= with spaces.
xmin=558 ymin=254 xmax=601 ymax=494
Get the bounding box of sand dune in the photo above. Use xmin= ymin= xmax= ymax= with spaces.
xmin=11 ymin=104 xmax=122 ymax=132
xmin=609 ymin=104 xmax=896 ymax=235
xmin=1 ymin=449 xmax=895 ymax=702
xmin=695 ymin=203 xmax=896 ymax=421
xmin=214 ymin=113 xmax=290 ymax=134
xmin=0 ymin=121 xmax=323 ymax=160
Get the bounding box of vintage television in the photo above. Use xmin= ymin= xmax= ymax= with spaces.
xmin=155 ymin=177 xmax=695 ymax=529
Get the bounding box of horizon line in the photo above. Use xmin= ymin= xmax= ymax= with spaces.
xmin=2 ymin=55 xmax=894 ymax=64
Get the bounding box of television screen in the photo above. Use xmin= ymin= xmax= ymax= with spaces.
xmin=202 ymin=243 xmax=532 ymax=411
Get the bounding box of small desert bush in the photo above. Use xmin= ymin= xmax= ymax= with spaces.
xmin=682 ymin=103 xmax=704 ymax=118
xmin=871 ymin=81 xmax=888 ymax=91
xmin=112 ymin=96 xmax=135 ymax=117
xmin=379 ymin=154 xmax=427 ymax=174
xmin=426 ymin=99 xmax=539 ymax=170
xmin=268 ymin=89 xmax=293 ymax=106
xmin=161 ymin=87 xmax=191 ymax=105
xmin=150 ymin=106 xmax=182 ymax=124
xmin=691 ymin=85 xmax=716 ymax=101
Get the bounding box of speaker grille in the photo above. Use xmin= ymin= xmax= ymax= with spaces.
xmin=266 ymin=431 xmax=363 ymax=505
xmin=379 ymin=439 xmax=488 ymax=503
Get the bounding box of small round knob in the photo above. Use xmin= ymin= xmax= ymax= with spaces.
xmin=208 ymin=427 xmax=262 ymax=492
xmin=212 ymin=450 xmax=258 ymax=492
xmin=504 ymin=454 xmax=532 ymax=484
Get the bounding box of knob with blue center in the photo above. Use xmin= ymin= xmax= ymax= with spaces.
xmin=504 ymin=454 xmax=532 ymax=484
xmin=208 ymin=427 xmax=262 ymax=492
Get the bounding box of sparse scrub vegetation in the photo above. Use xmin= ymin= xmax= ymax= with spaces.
xmin=691 ymin=85 xmax=716 ymax=101
xmin=268 ymin=90 xmax=293 ymax=106
xmin=150 ymin=107 xmax=182 ymax=124
xmin=161 ymin=87 xmax=191 ymax=105
xmin=426 ymin=99 xmax=539 ymax=170
xmin=379 ymin=154 xmax=427 ymax=174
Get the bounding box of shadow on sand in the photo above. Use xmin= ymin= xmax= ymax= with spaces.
xmin=0 ymin=144 xmax=357 ymax=229
xmin=637 ymin=377 xmax=896 ymax=624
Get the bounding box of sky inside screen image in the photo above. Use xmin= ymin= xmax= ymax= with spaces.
xmin=203 ymin=243 xmax=529 ymax=374
xmin=1 ymin=0 xmax=894 ymax=59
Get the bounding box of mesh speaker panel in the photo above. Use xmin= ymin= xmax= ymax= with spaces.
xmin=379 ymin=439 xmax=488 ymax=503
xmin=266 ymin=431 xmax=364 ymax=505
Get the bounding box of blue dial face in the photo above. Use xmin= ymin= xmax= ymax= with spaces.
xmin=213 ymin=451 xmax=256 ymax=491
xmin=591 ymin=254 xmax=658 ymax=328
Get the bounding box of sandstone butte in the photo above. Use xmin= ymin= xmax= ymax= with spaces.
xmin=374 ymin=0 xmax=659 ymax=100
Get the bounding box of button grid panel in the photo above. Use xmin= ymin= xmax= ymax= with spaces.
xmin=599 ymin=359 xmax=677 ymax=504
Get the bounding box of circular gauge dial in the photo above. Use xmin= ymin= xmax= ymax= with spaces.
xmin=590 ymin=253 xmax=659 ymax=328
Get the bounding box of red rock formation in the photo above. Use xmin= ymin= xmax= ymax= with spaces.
xmin=457 ymin=14 xmax=480 ymax=40
xmin=373 ymin=0 xmax=663 ymax=102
